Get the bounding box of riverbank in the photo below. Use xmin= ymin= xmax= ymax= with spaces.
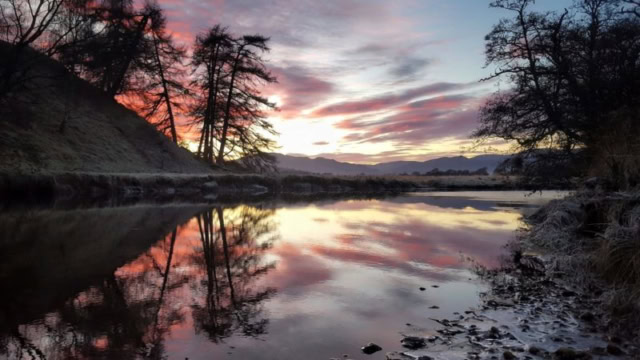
xmin=0 ymin=171 xmax=422 ymax=205
xmin=380 ymin=189 xmax=640 ymax=359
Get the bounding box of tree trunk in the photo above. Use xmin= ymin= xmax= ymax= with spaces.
xmin=217 ymin=207 xmax=235 ymax=305
xmin=217 ymin=47 xmax=244 ymax=165
xmin=152 ymin=35 xmax=178 ymax=143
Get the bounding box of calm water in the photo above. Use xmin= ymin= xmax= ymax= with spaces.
xmin=0 ymin=191 xmax=565 ymax=360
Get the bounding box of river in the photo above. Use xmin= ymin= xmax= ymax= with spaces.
xmin=0 ymin=191 xmax=566 ymax=360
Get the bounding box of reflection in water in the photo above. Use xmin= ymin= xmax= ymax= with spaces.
xmin=190 ymin=207 xmax=277 ymax=343
xmin=0 ymin=206 xmax=277 ymax=359
xmin=0 ymin=192 xmax=564 ymax=360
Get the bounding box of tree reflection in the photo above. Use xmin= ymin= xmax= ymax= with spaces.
xmin=191 ymin=206 xmax=277 ymax=342
xmin=0 ymin=205 xmax=278 ymax=359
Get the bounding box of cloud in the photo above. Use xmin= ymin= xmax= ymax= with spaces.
xmin=333 ymin=94 xmax=482 ymax=146
xmin=154 ymin=0 xmax=495 ymax=162
xmin=312 ymin=82 xmax=472 ymax=117
xmin=161 ymin=0 xmax=399 ymax=48
xmin=389 ymin=57 xmax=432 ymax=78
xmin=267 ymin=65 xmax=336 ymax=118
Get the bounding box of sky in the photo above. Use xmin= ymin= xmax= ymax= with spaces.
xmin=159 ymin=0 xmax=569 ymax=164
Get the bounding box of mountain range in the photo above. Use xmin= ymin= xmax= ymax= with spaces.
xmin=272 ymin=153 xmax=509 ymax=175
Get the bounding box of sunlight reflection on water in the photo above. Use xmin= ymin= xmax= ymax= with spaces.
xmin=0 ymin=191 xmax=566 ymax=360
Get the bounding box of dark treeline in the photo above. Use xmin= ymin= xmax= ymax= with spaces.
xmin=0 ymin=0 xmax=277 ymax=170
xmin=401 ymin=168 xmax=490 ymax=177
xmin=476 ymin=0 xmax=640 ymax=189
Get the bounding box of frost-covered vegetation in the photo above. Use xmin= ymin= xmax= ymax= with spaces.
xmin=520 ymin=188 xmax=640 ymax=341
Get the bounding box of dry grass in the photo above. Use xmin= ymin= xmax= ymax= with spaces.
xmin=521 ymin=190 xmax=640 ymax=338
xmin=334 ymin=175 xmax=519 ymax=189
xmin=599 ymin=201 xmax=640 ymax=289
xmin=0 ymin=46 xmax=212 ymax=176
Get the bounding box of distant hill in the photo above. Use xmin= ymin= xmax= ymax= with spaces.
xmin=0 ymin=41 xmax=212 ymax=175
xmin=273 ymin=153 xmax=378 ymax=175
xmin=273 ymin=153 xmax=509 ymax=176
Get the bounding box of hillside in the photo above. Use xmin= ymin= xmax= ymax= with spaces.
xmin=273 ymin=153 xmax=509 ymax=175
xmin=0 ymin=42 xmax=212 ymax=175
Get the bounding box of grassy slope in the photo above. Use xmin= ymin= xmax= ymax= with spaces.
xmin=0 ymin=42 xmax=212 ymax=175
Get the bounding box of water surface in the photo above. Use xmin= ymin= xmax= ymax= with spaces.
xmin=0 ymin=191 xmax=565 ymax=360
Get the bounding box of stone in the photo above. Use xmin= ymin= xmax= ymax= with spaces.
xmin=553 ymin=348 xmax=577 ymax=360
xmin=401 ymin=336 xmax=426 ymax=350
xmin=386 ymin=352 xmax=432 ymax=360
xmin=553 ymin=348 xmax=592 ymax=360
xmin=503 ymin=351 xmax=517 ymax=360
xmin=528 ymin=346 xmax=543 ymax=355
xmin=361 ymin=343 xmax=383 ymax=355
xmin=579 ymin=312 xmax=595 ymax=322
xmin=606 ymin=343 xmax=625 ymax=356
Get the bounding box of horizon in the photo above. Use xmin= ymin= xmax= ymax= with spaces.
xmin=273 ymin=151 xmax=503 ymax=166
xmin=158 ymin=0 xmax=569 ymax=164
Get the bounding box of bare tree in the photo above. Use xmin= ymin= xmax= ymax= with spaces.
xmin=67 ymin=0 xmax=157 ymax=98
xmin=622 ymin=0 xmax=640 ymax=17
xmin=191 ymin=28 xmax=278 ymax=170
xmin=135 ymin=1 xmax=186 ymax=143
xmin=475 ymin=0 xmax=640 ymax=186
xmin=191 ymin=25 xmax=233 ymax=163
xmin=0 ymin=0 xmax=86 ymax=101
xmin=216 ymin=35 xmax=277 ymax=168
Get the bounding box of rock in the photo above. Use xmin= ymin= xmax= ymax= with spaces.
xmin=429 ymin=305 xmax=439 ymax=309
xmin=553 ymin=348 xmax=592 ymax=360
xmin=361 ymin=343 xmax=382 ymax=355
xmin=606 ymin=343 xmax=625 ymax=356
xmin=579 ymin=312 xmax=595 ymax=322
xmin=503 ymin=351 xmax=517 ymax=360
xmin=419 ymin=287 xmax=426 ymax=291
xmin=528 ymin=346 xmax=543 ymax=355
xmin=432 ymin=285 xmax=439 ymax=288
xmin=386 ymin=352 xmax=432 ymax=360
xmin=583 ymin=177 xmax=600 ymax=189
xmin=401 ymin=336 xmax=426 ymax=350
xmin=554 ymin=348 xmax=576 ymax=360
xmin=485 ymin=326 xmax=501 ymax=339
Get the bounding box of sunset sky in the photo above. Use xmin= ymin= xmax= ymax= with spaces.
xmin=161 ymin=0 xmax=567 ymax=164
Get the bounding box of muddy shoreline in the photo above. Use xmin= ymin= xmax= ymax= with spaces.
xmin=377 ymin=191 xmax=640 ymax=360
xmin=0 ymin=172 xmax=420 ymax=203
xmin=377 ymin=254 xmax=638 ymax=359
xmin=0 ymin=171 xmax=552 ymax=207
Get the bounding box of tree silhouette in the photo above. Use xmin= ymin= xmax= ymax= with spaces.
xmin=191 ymin=27 xmax=278 ymax=170
xmin=0 ymin=0 xmax=90 ymax=102
xmin=191 ymin=206 xmax=277 ymax=342
xmin=136 ymin=1 xmax=186 ymax=143
xmin=475 ymin=0 xmax=640 ymax=186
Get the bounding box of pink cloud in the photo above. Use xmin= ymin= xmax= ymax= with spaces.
xmin=266 ymin=65 xmax=336 ymax=118
xmin=312 ymin=82 xmax=470 ymax=117
xmin=335 ymin=94 xmax=483 ymax=145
